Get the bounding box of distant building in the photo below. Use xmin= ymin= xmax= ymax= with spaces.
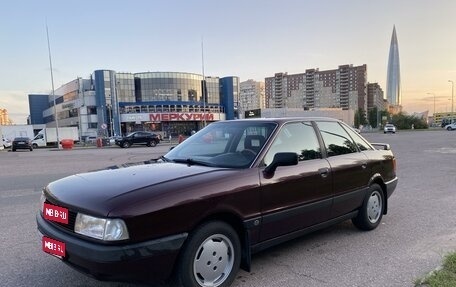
xmin=0 ymin=108 xmax=10 ymax=125
xmin=239 ymin=79 xmax=265 ymax=112
xmin=265 ymin=64 xmax=367 ymax=111
xmin=261 ymin=108 xmax=355 ymax=126
xmin=28 ymin=94 xmax=49 ymax=125
xmin=433 ymin=112 xmax=456 ymax=127
xmin=386 ymin=26 xmax=401 ymax=106
xmin=29 ymin=70 xmax=239 ymax=139
xmin=367 ymin=83 xmax=385 ymax=111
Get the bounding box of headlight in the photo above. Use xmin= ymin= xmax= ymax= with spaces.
xmin=39 ymin=192 xmax=46 ymax=213
xmin=75 ymin=213 xmax=129 ymax=241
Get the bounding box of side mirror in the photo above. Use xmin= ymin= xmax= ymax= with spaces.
xmin=263 ymin=152 xmax=298 ymax=176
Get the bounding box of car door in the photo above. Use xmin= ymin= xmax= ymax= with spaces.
xmin=315 ymin=121 xmax=371 ymax=218
xmin=259 ymin=121 xmax=333 ymax=241
xmin=133 ymin=132 xmax=143 ymax=145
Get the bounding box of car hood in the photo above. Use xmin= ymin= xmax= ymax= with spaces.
xmin=45 ymin=162 xmax=226 ymax=216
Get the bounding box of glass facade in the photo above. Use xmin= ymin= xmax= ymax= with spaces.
xmin=28 ymin=94 xmax=49 ymax=125
xmin=134 ymin=72 xmax=220 ymax=104
xmin=115 ymin=73 xmax=135 ymax=102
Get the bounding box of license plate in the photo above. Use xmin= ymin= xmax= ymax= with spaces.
xmin=42 ymin=236 xmax=66 ymax=258
xmin=43 ymin=203 xmax=69 ymax=224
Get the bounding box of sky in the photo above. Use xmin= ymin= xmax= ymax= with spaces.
xmin=1 ymin=0 xmax=455 ymax=124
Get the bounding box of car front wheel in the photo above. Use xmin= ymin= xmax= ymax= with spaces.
xmin=122 ymin=142 xmax=131 ymax=148
xmin=150 ymin=140 xmax=157 ymax=147
xmin=177 ymin=221 xmax=241 ymax=287
xmin=352 ymin=184 xmax=384 ymax=231
xmin=447 ymin=127 xmax=453 ymax=131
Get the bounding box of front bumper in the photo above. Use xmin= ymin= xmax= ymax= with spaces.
xmin=36 ymin=213 xmax=187 ymax=283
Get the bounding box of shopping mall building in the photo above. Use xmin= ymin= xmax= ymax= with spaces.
xmin=28 ymin=70 xmax=239 ymax=140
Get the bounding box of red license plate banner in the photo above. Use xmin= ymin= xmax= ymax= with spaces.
xmin=42 ymin=236 xmax=66 ymax=257
xmin=43 ymin=203 xmax=68 ymax=224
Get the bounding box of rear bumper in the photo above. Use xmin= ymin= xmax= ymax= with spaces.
xmin=385 ymin=177 xmax=398 ymax=198
xmin=37 ymin=213 xmax=187 ymax=283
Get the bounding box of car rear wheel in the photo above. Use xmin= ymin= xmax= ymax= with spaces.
xmin=122 ymin=142 xmax=131 ymax=148
xmin=177 ymin=221 xmax=241 ymax=287
xmin=352 ymin=184 xmax=384 ymax=231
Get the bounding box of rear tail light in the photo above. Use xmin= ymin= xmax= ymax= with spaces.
xmin=392 ymin=157 xmax=397 ymax=173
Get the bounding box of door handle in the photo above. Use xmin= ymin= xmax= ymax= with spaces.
xmin=318 ymin=168 xmax=329 ymax=178
xmin=361 ymin=163 xmax=367 ymax=169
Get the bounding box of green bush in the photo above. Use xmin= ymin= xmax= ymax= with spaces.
xmin=391 ymin=112 xmax=428 ymax=130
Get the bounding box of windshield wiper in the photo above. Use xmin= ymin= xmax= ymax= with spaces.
xmin=159 ymin=155 xmax=172 ymax=162
xmin=172 ymin=158 xmax=214 ymax=167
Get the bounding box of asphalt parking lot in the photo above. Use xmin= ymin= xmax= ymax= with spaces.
xmin=1 ymin=130 xmax=455 ymax=287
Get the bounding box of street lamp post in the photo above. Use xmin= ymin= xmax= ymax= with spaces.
xmin=427 ymin=92 xmax=435 ymax=117
xmin=449 ymin=80 xmax=454 ymax=122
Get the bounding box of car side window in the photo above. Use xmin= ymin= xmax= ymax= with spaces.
xmin=340 ymin=123 xmax=373 ymax=151
xmin=316 ymin=121 xmax=358 ymax=156
xmin=263 ymin=122 xmax=321 ymax=166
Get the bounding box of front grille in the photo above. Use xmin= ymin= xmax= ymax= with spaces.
xmin=44 ymin=199 xmax=77 ymax=233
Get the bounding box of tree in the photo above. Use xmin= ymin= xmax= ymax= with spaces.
xmin=391 ymin=112 xmax=428 ymax=130
xmin=354 ymin=108 xmax=368 ymax=128
xmin=368 ymin=107 xmax=378 ymax=128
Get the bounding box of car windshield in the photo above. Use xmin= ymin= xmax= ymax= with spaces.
xmin=165 ymin=121 xmax=277 ymax=168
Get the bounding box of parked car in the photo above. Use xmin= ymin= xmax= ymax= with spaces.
xmin=444 ymin=123 xmax=456 ymax=131
xmin=37 ymin=118 xmax=398 ymax=286
xmin=2 ymin=137 xmax=11 ymax=148
xmin=114 ymin=131 xmax=160 ymax=148
xmin=12 ymin=137 xmax=33 ymax=151
xmin=384 ymin=123 xmax=396 ymax=133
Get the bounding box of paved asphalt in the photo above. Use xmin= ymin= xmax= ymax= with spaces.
xmin=0 ymin=130 xmax=455 ymax=287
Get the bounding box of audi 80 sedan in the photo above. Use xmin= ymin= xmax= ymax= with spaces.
xmin=37 ymin=117 xmax=397 ymax=287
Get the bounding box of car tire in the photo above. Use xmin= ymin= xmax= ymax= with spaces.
xmin=150 ymin=140 xmax=157 ymax=147
xmin=352 ymin=184 xmax=384 ymax=231
xmin=122 ymin=142 xmax=131 ymax=148
xmin=12 ymin=148 xmax=16 ymax=152
xmin=32 ymin=144 xmax=38 ymax=148
xmin=177 ymin=221 xmax=241 ymax=287
xmin=447 ymin=127 xmax=452 ymax=131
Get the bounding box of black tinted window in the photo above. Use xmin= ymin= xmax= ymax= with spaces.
xmin=341 ymin=123 xmax=373 ymax=151
xmin=264 ymin=122 xmax=321 ymax=165
xmin=316 ymin=121 xmax=358 ymax=157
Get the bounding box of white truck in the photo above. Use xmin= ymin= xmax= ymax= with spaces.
xmin=32 ymin=127 xmax=79 ymax=148
xmin=1 ymin=124 xmax=34 ymax=142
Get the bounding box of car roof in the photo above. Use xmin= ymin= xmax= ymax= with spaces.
xmin=216 ymin=117 xmax=340 ymax=124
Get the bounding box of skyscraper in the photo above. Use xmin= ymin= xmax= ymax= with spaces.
xmin=386 ymin=26 xmax=401 ymax=105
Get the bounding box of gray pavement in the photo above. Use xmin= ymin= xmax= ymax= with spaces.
xmin=1 ymin=130 xmax=455 ymax=286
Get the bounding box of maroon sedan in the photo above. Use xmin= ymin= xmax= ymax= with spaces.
xmin=37 ymin=117 xmax=397 ymax=287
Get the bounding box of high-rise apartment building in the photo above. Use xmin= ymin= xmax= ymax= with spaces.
xmin=367 ymin=83 xmax=385 ymax=110
xmin=386 ymin=26 xmax=401 ymax=105
xmin=239 ymin=79 xmax=265 ymax=111
xmin=0 ymin=108 xmax=11 ymax=125
xmin=265 ymin=64 xmax=367 ymax=111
